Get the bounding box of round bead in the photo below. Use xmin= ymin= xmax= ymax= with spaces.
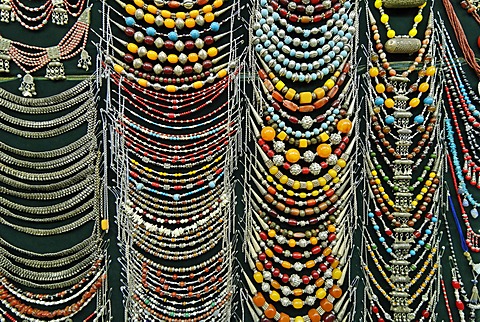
xmin=316 ymin=144 xmax=332 ymax=158
xmin=261 ymin=127 xmax=276 ymax=141
xmin=292 ymin=298 xmax=303 ymax=309
xmin=336 ymin=119 xmax=352 ymax=133
xmin=286 ymin=149 xmax=301 ymax=163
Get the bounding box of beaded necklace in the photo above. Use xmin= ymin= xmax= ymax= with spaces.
xmin=0 ymin=0 xmax=86 ymax=29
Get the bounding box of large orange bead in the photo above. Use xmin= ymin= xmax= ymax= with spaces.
xmin=308 ymin=309 xmax=321 ymax=322
xmin=252 ymin=292 xmax=265 ymax=307
xmin=316 ymin=144 xmax=331 ymax=158
xmin=336 ymin=119 xmax=352 ymax=134
xmin=320 ymin=298 xmax=334 ymax=312
xmin=279 ymin=313 xmax=290 ymax=322
xmin=329 ymin=285 xmax=343 ymax=298
xmin=261 ymin=126 xmax=276 ymax=141
xmin=265 ymin=304 xmax=276 ymax=318
xmin=286 ymin=149 xmax=301 ymax=163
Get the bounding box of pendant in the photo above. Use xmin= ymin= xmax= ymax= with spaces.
xmin=385 ymin=37 xmax=422 ymax=55
xmin=0 ymin=0 xmax=14 ymax=23
xmin=45 ymin=46 xmax=66 ymax=80
xmin=77 ymin=49 xmax=92 ymax=71
xmin=0 ymin=38 xmax=11 ymax=73
xmin=19 ymin=73 xmax=36 ymax=97
xmin=52 ymin=0 xmax=68 ymax=25
xmin=383 ymin=0 xmax=426 ymax=8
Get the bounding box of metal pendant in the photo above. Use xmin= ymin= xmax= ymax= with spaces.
xmin=385 ymin=37 xmax=422 ymax=54
xmin=0 ymin=38 xmax=11 ymax=73
xmin=383 ymin=0 xmax=426 ymax=8
xmin=19 ymin=74 xmax=36 ymax=97
xmin=78 ymin=49 xmax=92 ymax=71
xmin=46 ymin=46 xmax=66 ymax=80
xmin=52 ymin=0 xmax=68 ymax=25
xmin=0 ymin=0 xmax=14 ymax=23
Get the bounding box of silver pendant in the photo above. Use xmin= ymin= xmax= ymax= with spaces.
xmin=385 ymin=37 xmax=422 ymax=54
xmin=0 ymin=0 xmax=13 ymax=23
xmin=52 ymin=0 xmax=68 ymax=25
xmin=77 ymin=49 xmax=92 ymax=71
xmin=383 ymin=0 xmax=426 ymax=8
xmin=19 ymin=74 xmax=36 ymax=97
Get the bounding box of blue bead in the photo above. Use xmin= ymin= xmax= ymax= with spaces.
xmin=313 ymin=128 xmax=320 ymax=135
xmin=418 ymin=240 xmax=425 ymax=246
xmin=423 ymin=96 xmax=434 ymax=105
xmin=307 ymin=63 xmax=313 ymax=71
xmin=338 ymin=30 xmax=345 ymax=37
xmin=368 ymin=212 xmax=374 ymax=218
xmin=344 ymin=1 xmax=351 ymax=8
xmin=373 ymin=225 xmax=379 ymax=230
xmin=295 ymin=63 xmax=301 ymax=71
xmin=342 ymin=14 xmax=348 ymax=20
xmin=414 ymin=115 xmax=424 ymax=124
xmin=387 ymin=248 xmax=392 ymax=253
xmin=431 ymin=216 xmax=438 ymax=222
xmin=374 ymin=97 xmax=384 ymax=106
xmin=274 ymin=64 xmax=281 ymax=72
xmin=410 ymin=250 xmax=416 ymax=256
xmin=327 ymin=116 xmax=335 ymax=122
xmin=260 ymin=0 xmax=267 ymax=5
xmin=286 ymin=127 xmax=293 ymax=134
xmin=298 ymin=74 xmax=305 ymax=82
xmin=283 ymin=58 xmax=290 ymax=66
xmin=425 ymin=229 xmax=432 ymax=235
xmin=332 ymin=60 xmax=339 ymax=68
xmin=311 ymin=73 xmax=317 ymax=81
xmin=385 ymin=116 xmax=395 ymax=124
xmin=146 ymin=27 xmax=156 ymax=36
xmin=303 ymin=29 xmax=310 ymax=37
xmin=295 ymin=131 xmax=302 ymax=138
xmin=463 ymin=199 xmax=470 ymax=207
xmin=268 ymin=107 xmax=274 ymax=113
xmin=209 ymin=181 xmax=216 ymax=188
xmin=290 ymin=49 xmax=296 ymax=57
xmin=259 ymin=18 xmax=266 ymax=24
xmin=125 ymin=17 xmax=135 ymax=26
xmin=320 ymin=25 xmax=327 ymax=33
xmin=273 ymin=50 xmax=280 ymax=58
xmin=255 ymin=29 xmax=263 ymax=37
xmin=333 ymin=109 xmax=339 ymax=115
xmin=469 ymin=104 xmax=476 ymax=111
xmin=379 ymin=237 xmax=385 ymax=243
xmin=136 ymin=183 xmax=144 ymax=190
xmin=317 ymin=48 xmax=323 ymax=55
xmin=333 ymin=13 xmax=339 ymax=20
xmin=284 ymin=36 xmax=292 ymax=44
xmin=264 ymin=40 xmax=271 ymax=47
xmin=267 ymin=31 xmax=273 ymax=38
xmin=475 ymin=111 xmax=480 ymax=116
xmin=287 ymin=25 xmax=294 ymax=32
xmin=264 ymin=55 xmax=272 ymax=63
xmin=318 ymin=58 xmax=324 ymax=66
xmin=322 ymin=67 xmax=329 ymax=75
xmin=304 ymin=52 xmax=310 ymax=59
xmin=286 ymin=71 xmax=292 ymax=79
xmin=328 ymin=40 xmax=335 ymax=47
xmin=277 ymin=41 xmax=284 ymax=49
xmin=173 ymin=194 xmax=180 ymax=201
xmin=272 ymin=12 xmax=279 ymax=20
xmin=305 ymin=131 xmax=311 ymax=138
xmin=272 ymin=114 xmax=279 ymax=121
xmin=347 ymin=18 xmax=353 ymax=25
xmin=255 ymin=44 xmax=263 ymax=52
xmin=261 ymin=9 xmax=268 ymax=17
xmin=190 ymin=30 xmax=200 ymax=39
xmin=301 ymin=41 xmax=309 ymax=49
xmin=319 ymin=37 xmax=325 ymax=45
xmin=211 ymin=22 xmax=220 ymax=31
xmin=337 ymin=42 xmax=344 ymax=48
xmin=340 ymin=50 xmax=348 ymax=57
xmin=271 ymin=25 xmax=278 ymax=32
xmin=321 ymin=123 xmax=328 ymax=129
xmin=331 ymin=27 xmax=338 ymax=34
xmin=279 ymin=121 xmax=285 ymax=128
xmin=471 ymin=209 xmax=479 ymax=218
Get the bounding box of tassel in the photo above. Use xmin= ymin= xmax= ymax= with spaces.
xmin=51 ymin=0 xmax=68 ymax=25
xmin=471 ymin=285 xmax=479 ymax=305
xmin=19 ymin=74 xmax=36 ymax=97
xmin=77 ymin=49 xmax=92 ymax=71
xmin=0 ymin=0 xmax=14 ymax=23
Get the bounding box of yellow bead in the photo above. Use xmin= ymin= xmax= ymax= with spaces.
xmin=275 ymin=81 xmax=286 ymax=91
xmin=306 ymin=260 xmax=315 ymax=268
xmin=277 ymin=131 xmax=287 ymax=141
xmin=375 ymin=83 xmax=385 ymax=93
xmin=369 ymin=67 xmax=379 ymax=77
xmin=261 ymin=126 xmax=276 ymax=141
xmin=387 ymin=29 xmax=396 ymax=38
xmin=114 ymin=64 xmax=124 ymax=74
xmin=134 ymin=0 xmax=144 ymax=6
xmin=414 ymin=14 xmax=423 ymax=23
xmin=409 ymin=28 xmax=417 ymax=37
xmin=161 ymin=10 xmax=171 ymax=18
xmin=268 ymin=230 xmax=276 ymax=237
xmin=409 ymin=97 xmax=420 ymax=107
xmin=299 ymin=139 xmax=307 ymax=148
xmin=282 ymin=261 xmax=292 ymax=269
xmin=146 ymin=5 xmax=157 ymax=13
xmin=187 ymin=53 xmax=198 ymax=63
xmin=203 ymin=4 xmax=213 ymax=12
xmin=380 ymin=14 xmax=389 ymax=24
xmin=185 ymin=18 xmax=196 ymax=28
xmin=314 ymin=87 xmax=325 ymax=99
xmin=125 ymin=4 xmax=136 ymax=15
xmin=412 ymin=200 xmax=418 ymax=206
xmin=319 ymin=132 xmax=329 ymax=142
xmin=311 ymin=190 xmax=319 ymax=196
xmin=287 ymin=190 xmax=294 ymax=196
xmin=316 ymin=143 xmax=331 ymax=158
xmin=127 ymin=43 xmax=138 ymax=54
xmin=388 ymin=200 xmax=394 ymax=206
xmin=429 ymin=172 xmax=436 ymax=178
xmin=265 ymin=248 xmax=273 ymax=258
xmin=144 ymin=13 xmax=155 ymax=24
xmin=288 ymin=239 xmax=296 ymax=247
xmin=332 ymin=268 xmax=342 ymax=280
xmin=325 ymin=79 xmax=335 ymax=89
xmin=253 ymin=272 xmax=263 ymax=283
xmin=137 ymin=78 xmax=148 ymax=87
xmin=299 ymin=192 xmax=307 ymax=199
xmin=101 ymin=219 xmax=109 ymax=230
xmin=328 ymin=169 xmax=337 ymax=178
xmin=306 ymin=181 xmax=314 ymax=191
xmin=292 ymin=181 xmax=300 ymax=190
xmin=419 ymin=82 xmax=429 ymax=92
xmin=286 ymin=149 xmax=301 ymax=163
xmin=147 ymin=50 xmax=158 ymax=61
xmin=204 ymin=12 xmax=215 ymax=22
xmin=217 ymin=69 xmax=227 ymax=78
xmin=189 ymin=9 xmax=199 ymax=18
xmin=292 ymin=299 xmax=303 ymax=309
xmin=279 ymin=175 xmax=288 ymax=184
xmin=167 ymin=54 xmax=178 ymax=64
xmin=337 ymin=159 xmax=346 ymax=168
xmin=270 ymin=290 xmax=280 ymax=302
xmin=371 ymin=170 xmax=377 ymax=176
xmin=318 ymin=177 xmax=327 ymax=186
xmin=285 ymin=88 xmax=296 ymax=100
xmin=316 ymin=288 xmax=326 ymax=299
xmin=374 ymin=0 xmax=382 ymax=8
xmin=176 ymin=12 xmax=186 ymax=19
xmin=426 ymin=66 xmax=436 ymax=76
xmin=193 ymin=81 xmax=203 ymax=89
xmin=213 ymin=0 xmax=223 ymax=7
xmin=385 ymin=98 xmax=395 ymax=108
xmin=310 ymin=237 xmax=318 ymax=245
xmin=269 ymin=166 xmax=278 ymax=175
xmin=294 ymin=317 xmax=305 ymax=322
xmin=207 ymin=47 xmax=218 ymax=57
xmin=165 ymin=85 xmax=176 ymax=92
xmin=299 ymin=92 xmax=313 ymax=104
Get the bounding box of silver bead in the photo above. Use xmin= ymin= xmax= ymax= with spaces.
xmin=330 ymin=133 xmax=342 ymax=145
xmin=289 ymin=274 xmax=301 ymax=287
xmin=133 ymin=58 xmax=143 ymax=69
xmin=272 ymin=154 xmax=284 ymax=166
xmin=178 ymin=53 xmax=188 ymax=64
xmin=309 ymin=163 xmax=321 ymax=175
xmin=154 ymin=37 xmax=164 ymax=48
xmin=153 ymin=64 xmax=163 ymax=74
xmin=134 ymin=31 xmax=144 ymax=43
xmin=290 ymin=164 xmax=302 ymax=176
xmin=175 ymin=41 xmax=185 ymax=51
xmin=301 ymin=115 xmax=314 ymax=129
xmin=280 ymin=297 xmax=291 ymax=307
xmin=134 ymin=9 xmax=144 ymax=20
xmin=327 ymin=154 xmax=338 ymax=165
xmin=173 ymin=65 xmax=183 ymax=76
xmin=303 ymin=150 xmax=315 ymax=163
